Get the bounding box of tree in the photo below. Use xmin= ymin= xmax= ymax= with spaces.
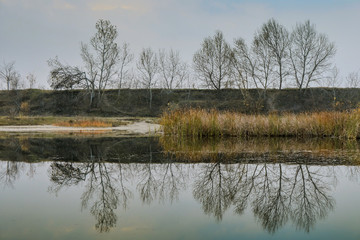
xmin=48 ymin=19 xmax=120 ymax=107
xmin=289 ymin=20 xmax=336 ymax=90
xmin=48 ymin=57 xmax=86 ymax=90
xmin=117 ymin=42 xmax=133 ymax=95
xmin=0 ymin=61 xmax=21 ymax=91
xmin=26 ymin=73 xmax=37 ymax=89
xmin=136 ymin=48 xmax=158 ymax=109
xmin=81 ymin=19 xmax=120 ymax=106
xmin=256 ymin=19 xmax=290 ymax=89
xmin=252 ymin=31 xmax=275 ymax=90
xmin=193 ymin=31 xmax=233 ymax=90
xmin=159 ymin=49 xmax=188 ymax=89
xmin=231 ymin=38 xmax=253 ymax=90
xmin=346 ymin=70 xmax=360 ymax=88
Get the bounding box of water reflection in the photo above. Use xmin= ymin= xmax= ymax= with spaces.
xmin=0 ymin=136 xmax=360 ymax=234
xmin=193 ymin=162 xmax=335 ymax=232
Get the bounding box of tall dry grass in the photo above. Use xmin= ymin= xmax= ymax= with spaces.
xmin=160 ymin=109 xmax=360 ymax=139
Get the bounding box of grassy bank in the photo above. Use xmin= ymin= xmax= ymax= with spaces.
xmin=1 ymin=88 xmax=360 ymax=117
xmin=0 ymin=116 xmax=129 ymax=127
xmin=160 ymin=109 xmax=360 ymax=139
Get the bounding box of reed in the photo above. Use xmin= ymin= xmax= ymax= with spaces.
xmin=160 ymin=109 xmax=360 ymax=139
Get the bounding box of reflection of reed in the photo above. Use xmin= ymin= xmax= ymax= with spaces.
xmin=159 ymin=136 xmax=360 ymax=164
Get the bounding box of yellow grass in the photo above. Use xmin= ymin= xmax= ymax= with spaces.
xmin=160 ymin=108 xmax=360 ymax=139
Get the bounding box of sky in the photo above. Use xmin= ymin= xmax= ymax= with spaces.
xmin=0 ymin=0 xmax=360 ymax=88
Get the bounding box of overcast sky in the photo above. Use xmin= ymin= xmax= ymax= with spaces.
xmin=1 ymin=0 xmax=360 ymax=88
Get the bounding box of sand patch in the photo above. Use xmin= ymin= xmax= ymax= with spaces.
xmin=0 ymin=121 xmax=161 ymax=135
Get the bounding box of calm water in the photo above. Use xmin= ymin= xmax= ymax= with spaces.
xmin=0 ymin=136 xmax=360 ymax=239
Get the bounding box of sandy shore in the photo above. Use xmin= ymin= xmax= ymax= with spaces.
xmin=0 ymin=121 xmax=161 ymax=135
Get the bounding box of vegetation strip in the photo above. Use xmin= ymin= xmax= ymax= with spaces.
xmin=160 ymin=109 xmax=360 ymax=139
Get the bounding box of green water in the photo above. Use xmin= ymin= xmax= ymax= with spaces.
xmin=0 ymin=136 xmax=359 ymax=239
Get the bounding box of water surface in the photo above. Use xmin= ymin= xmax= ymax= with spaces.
xmin=0 ymin=136 xmax=360 ymax=239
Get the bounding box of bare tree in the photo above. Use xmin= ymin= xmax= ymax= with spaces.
xmin=193 ymin=31 xmax=233 ymax=90
xmin=232 ymin=38 xmax=256 ymax=89
xmin=256 ymin=19 xmax=290 ymax=89
xmin=0 ymin=61 xmax=21 ymax=91
xmin=81 ymin=19 xmax=120 ymax=106
xmin=26 ymin=73 xmax=37 ymax=89
xmin=48 ymin=57 xmax=86 ymax=90
xmin=346 ymin=70 xmax=360 ymax=88
xmin=252 ymin=32 xmax=275 ymax=90
xmin=117 ymin=42 xmax=133 ymax=95
xmin=48 ymin=19 xmax=120 ymax=107
xmin=159 ymin=49 xmax=188 ymax=89
xmin=289 ymin=20 xmax=336 ymax=90
xmin=136 ymin=47 xmax=158 ymax=109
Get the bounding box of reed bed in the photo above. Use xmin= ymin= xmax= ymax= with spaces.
xmin=160 ymin=109 xmax=360 ymax=139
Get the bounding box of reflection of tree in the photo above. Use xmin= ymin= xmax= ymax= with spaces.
xmin=137 ymin=145 xmax=158 ymax=204
xmin=193 ymin=162 xmax=336 ymax=232
xmin=49 ymin=144 xmax=130 ymax=233
xmin=0 ymin=161 xmax=22 ymax=187
xmin=193 ymin=163 xmax=237 ymax=221
xmin=158 ymin=162 xmax=187 ymax=204
xmin=289 ymin=165 xmax=335 ymax=232
xmin=136 ymin=145 xmax=187 ymax=205
xmin=248 ymin=164 xmax=288 ymax=233
xmin=0 ymin=161 xmax=37 ymax=188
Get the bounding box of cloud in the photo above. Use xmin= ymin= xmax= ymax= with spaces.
xmin=53 ymin=0 xmax=75 ymax=10
xmin=88 ymin=1 xmax=149 ymax=13
xmin=90 ymin=3 xmax=119 ymax=11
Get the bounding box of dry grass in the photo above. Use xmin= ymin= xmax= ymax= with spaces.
xmin=0 ymin=116 xmax=130 ymax=127
xmin=160 ymin=108 xmax=360 ymax=139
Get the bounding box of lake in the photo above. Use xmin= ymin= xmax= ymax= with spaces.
xmin=0 ymin=135 xmax=360 ymax=239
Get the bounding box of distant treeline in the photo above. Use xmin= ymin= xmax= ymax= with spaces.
xmin=1 ymin=19 xmax=359 ymax=110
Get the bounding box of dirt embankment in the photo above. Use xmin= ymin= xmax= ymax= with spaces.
xmin=1 ymin=88 xmax=359 ymax=117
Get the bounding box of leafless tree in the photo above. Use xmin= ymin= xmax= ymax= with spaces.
xmin=136 ymin=47 xmax=158 ymax=109
xmin=289 ymin=20 xmax=336 ymax=90
xmin=252 ymin=30 xmax=276 ymax=90
xmin=26 ymin=73 xmax=37 ymax=89
xmin=0 ymin=61 xmax=21 ymax=91
xmin=256 ymin=19 xmax=291 ymax=89
xmin=193 ymin=31 xmax=233 ymax=90
xmin=346 ymin=70 xmax=360 ymax=88
xmin=159 ymin=49 xmax=188 ymax=89
xmin=231 ymin=38 xmax=253 ymax=90
xmin=323 ymin=66 xmax=340 ymax=88
xmin=48 ymin=19 xmax=120 ymax=107
xmin=81 ymin=19 xmax=120 ymax=106
xmin=48 ymin=57 xmax=86 ymax=90
xmin=117 ymin=42 xmax=133 ymax=95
